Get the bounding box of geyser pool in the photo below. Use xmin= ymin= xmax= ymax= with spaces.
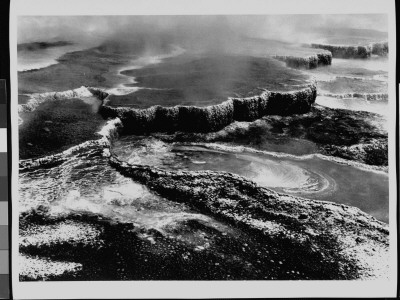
xmin=112 ymin=136 xmax=389 ymax=223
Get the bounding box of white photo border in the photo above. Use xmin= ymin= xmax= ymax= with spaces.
xmin=10 ymin=0 xmax=397 ymax=298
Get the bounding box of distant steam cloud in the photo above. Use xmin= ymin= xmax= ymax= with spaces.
xmin=18 ymin=15 xmax=387 ymax=41
xmin=17 ymin=14 xmax=388 ymax=53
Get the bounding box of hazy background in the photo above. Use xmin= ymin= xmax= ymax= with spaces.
xmin=18 ymin=14 xmax=388 ymax=47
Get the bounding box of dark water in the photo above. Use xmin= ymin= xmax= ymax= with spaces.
xmin=106 ymin=53 xmax=312 ymax=108
xmin=112 ymin=136 xmax=389 ymax=222
xmin=19 ymin=96 xmax=106 ymax=159
xmin=18 ymin=44 xmax=88 ymax=72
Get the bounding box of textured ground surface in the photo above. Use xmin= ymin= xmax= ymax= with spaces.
xmin=17 ymin=34 xmax=390 ymax=281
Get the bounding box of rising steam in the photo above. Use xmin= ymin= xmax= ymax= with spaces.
xmin=18 ymin=14 xmax=388 ymax=52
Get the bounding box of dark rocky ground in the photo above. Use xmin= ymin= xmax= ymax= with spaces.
xmin=19 ymin=157 xmax=388 ymax=281
xmin=108 ymin=155 xmax=388 ymax=279
xmin=18 ymin=101 xmax=389 ymax=280
xmin=19 ymin=208 xmax=358 ymax=281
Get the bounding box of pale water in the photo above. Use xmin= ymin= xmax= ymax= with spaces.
xmin=112 ymin=137 xmax=389 ymax=223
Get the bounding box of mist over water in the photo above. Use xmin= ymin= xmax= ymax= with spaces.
xmin=18 ymin=44 xmax=89 ymax=72
xmin=19 ymin=145 xmax=248 ymax=261
xmin=18 ymin=15 xmax=388 ymax=45
xmin=18 ymin=14 xmax=388 ymax=70
xmin=18 ymin=14 xmax=390 ymax=222
xmin=105 ymin=45 xmax=186 ymax=96
xmin=17 ymin=14 xmax=390 ymax=281
xmin=18 ymin=15 xmax=389 ymax=114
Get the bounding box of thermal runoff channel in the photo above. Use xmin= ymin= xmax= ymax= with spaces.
xmin=18 ymin=15 xmax=389 ymax=281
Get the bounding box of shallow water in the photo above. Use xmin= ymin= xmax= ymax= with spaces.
xmin=112 ymin=137 xmax=388 ymax=222
xmin=305 ymin=56 xmax=388 ymax=116
xmin=18 ymin=96 xmax=106 ymax=159
xmin=333 ymin=57 xmax=388 ymax=73
xmin=19 ymin=147 xmax=240 ymax=245
xmin=105 ymin=46 xmax=185 ymax=96
xmin=21 ymin=147 xmax=296 ymax=280
xmin=18 ymin=44 xmax=89 ymax=72
xmin=20 ymin=148 xmax=324 ymax=280
xmin=316 ymin=95 xmax=388 ymax=116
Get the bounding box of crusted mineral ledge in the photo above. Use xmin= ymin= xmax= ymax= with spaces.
xmin=18 ymin=75 xmax=389 ymax=280
xmin=273 ymin=52 xmax=332 ymax=69
xmin=311 ymin=42 xmax=388 ymax=59
xmin=371 ymin=42 xmax=389 ymax=56
xmin=18 ymin=86 xmax=108 ymax=113
xmin=322 ymin=139 xmax=388 ymax=167
xmin=318 ymin=92 xmax=388 ymax=101
xmin=100 ymin=82 xmax=317 ymax=134
xmin=149 ymin=105 xmax=388 ymax=168
xmin=109 ymin=155 xmax=389 ymax=279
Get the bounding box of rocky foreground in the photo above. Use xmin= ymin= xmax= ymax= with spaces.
xmin=18 ymin=143 xmax=389 ymax=280
xmin=108 ymin=154 xmax=389 ymax=280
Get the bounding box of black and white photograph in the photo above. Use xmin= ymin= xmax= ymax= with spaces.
xmin=10 ymin=0 xmax=397 ymax=298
